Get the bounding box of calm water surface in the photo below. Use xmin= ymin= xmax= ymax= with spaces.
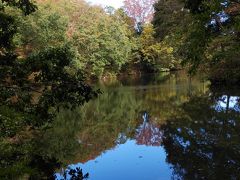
xmin=50 ymin=71 xmax=240 ymax=180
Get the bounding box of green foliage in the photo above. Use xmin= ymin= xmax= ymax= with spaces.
xmin=0 ymin=44 xmax=98 ymax=137
xmin=1 ymin=0 xmax=37 ymax=15
xmin=179 ymin=14 xmax=211 ymax=73
xmin=0 ymin=48 xmax=95 ymax=179
xmin=0 ymin=0 xmax=98 ymax=136
xmin=0 ymin=106 xmax=27 ymax=137
xmin=31 ymin=0 xmax=134 ymax=78
xmin=70 ymin=6 xmax=133 ymax=77
xmin=0 ymin=13 xmax=16 ymax=51
xmin=52 ymin=87 xmax=142 ymax=162
xmin=178 ymin=0 xmax=240 ymax=82
xmin=2 ymin=0 xmax=184 ymax=79
xmin=114 ymin=8 xmax=135 ymax=32
xmin=131 ymin=24 xmax=179 ymax=72
xmin=152 ymin=0 xmax=240 ymax=82
xmin=13 ymin=4 xmax=68 ymax=55
xmin=0 ymin=139 xmax=32 ymax=179
xmin=27 ymin=45 xmax=98 ymax=110
xmin=152 ymin=0 xmax=188 ymax=40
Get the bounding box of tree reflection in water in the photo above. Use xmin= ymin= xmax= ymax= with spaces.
xmin=3 ymin=71 xmax=240 ymax=179
xmin=135 ymin=112 xmax=163 ymax=146
xmin=55 ymin=167 xmax=89 ymax=180
xmin=161 ymin=86 xmax=240 ymax=179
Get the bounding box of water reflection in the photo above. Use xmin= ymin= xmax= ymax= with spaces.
xmin=2 ymin=71 xmax=240 ymax=179
xmin=135 ymin=112 xmax=163 ymax=146
xmin=215 ymin=95 xmax=240 ymax=112
xmin=161 ymin=86 xmax=240 ymax=179
xmin=55 ymin=167 xmax=89 ymax=180
xmin=54 ymin=71 xmax=211 ymax=180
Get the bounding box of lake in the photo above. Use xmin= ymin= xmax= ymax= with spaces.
xmin=51 ymin=71 xmax=239 ymax=180
xmin=2 ymin=71 xmax=240 ymax=179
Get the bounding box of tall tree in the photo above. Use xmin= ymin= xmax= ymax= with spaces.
xmin=0 ymin=0 xmax=36 ymax=62
xmin=0 ymin=0 xmax=97 ymax=134
xmin=152 ymin=0 xmax=189 ymax=40
xmin=180 ymin=0 xmax=240 ymax=82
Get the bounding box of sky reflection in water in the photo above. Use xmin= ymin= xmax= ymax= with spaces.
xmin=56 ymin=140 xmax=172 ymax=180
xmin=215 ymin=95 xmax=240 ymax=112
xmin=56 ymin=109 xmax=172 ymax=180
xmin=55 ymin=72 xmax=240 ymax=180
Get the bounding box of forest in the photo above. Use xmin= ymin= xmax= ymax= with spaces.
xmin=1 ymin=0 xmax=240 ymax=179
xmin=1 ymin=0 xmax=240 ymax=81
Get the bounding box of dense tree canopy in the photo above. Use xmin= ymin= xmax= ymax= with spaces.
xmin=70 ymin=6 xmax=133 ymax=77
xmin=152 ymin=0 xmax=186 ymax=39
xmin=181 ymin=0 xmax=240 ymax=79
xmin=133 ymin=24 xmax=179 ymax=72
xmin=0 ymin=0 xmax=98 ymax=136
xmin=152 ymin=0 xmax=240 ymax=83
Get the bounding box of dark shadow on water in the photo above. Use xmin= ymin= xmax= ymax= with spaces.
xmin=161 ymin=85 xmax=240 ymax=179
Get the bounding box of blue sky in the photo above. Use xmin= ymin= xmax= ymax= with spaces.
xmin=87 ymin=0 xmax=124 ymax=9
